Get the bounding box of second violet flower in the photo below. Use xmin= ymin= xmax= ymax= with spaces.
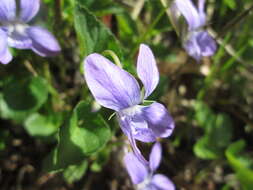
xmin=84 ymin=44 xmax=175 ymax=163
xmin=0 ymin=0 xmax=61 ymax=64
xmin=171 ymin=0 xmax=217 ymax=61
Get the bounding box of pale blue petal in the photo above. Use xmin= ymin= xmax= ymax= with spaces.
xmin=151 ymin=174 xmax=175 ymax=190
xmin=124 ymin=152 xmax=149 ymax=185
xmin=137 ymin=44 xmax=159 ymax=99
xmin=184 ymin=31 xmax=216 ymax=61
xmin=0 ymin=29 xmax=12 ymax=64
xmin=174 ymin=0 xmax=204 ymax=30
xmin=20 ymin=0 xmax=40 ymax=22
xmin=0 ymin=0 xmax=16 ymax=22
xmin=85 ymin=54 xmax=141 ymax=111
xmin=27 ymin=26 xmax=61 ymax=56
xmin=149 ymin=142 xmax=162 ymax=172
xmin=141 ymin=103 xmax=175 ymax=138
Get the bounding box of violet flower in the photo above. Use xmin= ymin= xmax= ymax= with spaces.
xmin=172 ymin=0 xmax=216 ymax=61
xmin=84 ymin=44 xmax=174 ymax=163
xmin=0 ymin=0 xmax=61 ymax=64
xmin=124 ymin=142 xmax=175 ymax=190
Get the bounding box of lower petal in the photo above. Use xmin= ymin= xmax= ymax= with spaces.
xmin=117 ymin=113 xmax=149 ymax=165
xmin=8 ymin=33 xmax=32 ymax=49
xmin=151 ymin=174 xmax=175 ymax=190
xmin=184 ymin=31 xmax=217 ymax=61
xmin=27 ymin=26 xmax=61 ymax=57
xmin=196 ymin=31 xmax=217 ymax=57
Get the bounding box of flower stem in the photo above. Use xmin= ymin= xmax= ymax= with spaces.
xmin=103 ymin=50 xmax=122 ymax=68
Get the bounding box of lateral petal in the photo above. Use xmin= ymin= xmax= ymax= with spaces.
xmin=85 ymin=54 xmax=141 ymax=111
xmin=142 ymin=103 xmax=175 ymax=138
xmin=137 ymin=44 xmax=159 ymax=99
xmin=124 ymin=152 xmax=148 ymax=185
xmin=27 ymin=26 xmax=61 ymax=56
xmin=20 ymin=0 xmax=40 ymax=22
xmin=0 ymin=29 xmax=12 ymax=64
xmin=151 ymin=174 xmax=175 ymax=190
xmin=0 ymin=0 xmax=16 ymax=22
xmin=149 ymin=142 xmax=162 ymax=172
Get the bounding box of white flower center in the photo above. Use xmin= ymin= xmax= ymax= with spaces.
xmin=136 ymin=174 xmax=153 ymax=190
xmin=6 ymin=22 xmax=28 ymax=36
xmin=121 ymin=105 xmax=142 ymax=117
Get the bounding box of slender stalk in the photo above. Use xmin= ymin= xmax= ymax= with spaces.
xmin=130 ymin=7 xmax=168 ymax=58
xmin=23 ymin=61 xmax=38 ymax=77
xmin=218 ymin=4 xmax=253 ymax=38
xmin=103 ymin=50 xmax=122 ymax=68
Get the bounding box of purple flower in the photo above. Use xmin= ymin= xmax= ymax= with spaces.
xmin=0 ymin=0 xmax=61 ymax=64
xmin=173 ymin=0 xmax=216 ymax=61
xmin=124 ymin=142 xmax=175 ymax=190
xmin=84 ymin=44 xmax=174 ymax=163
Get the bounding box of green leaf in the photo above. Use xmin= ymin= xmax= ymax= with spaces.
xmin=63 ymin=160 xmax=88 ymax=184
xmin=0 ymin=77 xmax=48 ymax=122
xmin=226 ymin=140 xmax=253 ymax=190
xmin=24 ymin=113 xmax=62 ymax=138
xmin=194 ymin=136 xmax=221 ymax=160
xmin=224 ymin=0 xmax=236 ymax=10
xmin=44 ymin=101 xmax=111 ymax=172
xmin=194 ymin=101 xmax=233 ymax=160
xmin=74 ymin=2 xmax=122 ymax=57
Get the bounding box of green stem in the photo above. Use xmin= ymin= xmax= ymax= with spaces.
xmin=103 ymin=50 xmax=122 ymax=68
xmin=130 ymin=7 xmax=167 ymax=58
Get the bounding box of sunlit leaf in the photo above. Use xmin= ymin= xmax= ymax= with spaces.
xmin=0 ymin=77 xmax=48 ymax=122
xmin=44 ymin=101 xmax=111 ymax=172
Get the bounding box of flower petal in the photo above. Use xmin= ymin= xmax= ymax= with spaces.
xmin=124 ymin=152 xmax=148 ymax=185
xmin=151 ymin=174 xmax=175 ymax=190
xmin=142 ymin=103 xmax=175 ymax=138
xmin=117 ymin=113 xmax=149 ymax=165
xmin=20 ymin=0 xmax=40 ymax=22
xmin=137 ymin=44 xmax=159 ymax=99
xmin=198 ymin=0 xmax=206 ymax=24
xmin=174 ymin=0 xmax=204 ymax=30
xmin=184 ymin=31 xmax=216 ymax=61
xmin=0 ymin=29 xmax=12 ymax=64
xmin=196 ymin=31 xmax=216 ymax=57
xmin=149 ymin=142 xmax=162 ymax=172
xmin=120 ymin=105 xmax=157 ymax=142
xmin=84 ymin=53 xmax=141 ymax=111
xmin=7 ymin=27 xmax=32 ymax=49
xmin=27 ymin=26 xmax=61 ymax=57
xmin=0 ymin=0 xmax=16 ymax=22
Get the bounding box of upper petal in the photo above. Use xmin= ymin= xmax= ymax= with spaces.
xmin=151 ymin=174 xmax=175 ymax=190
xmin=137 ymin=44 xmax=159 ymax=99
xmin=124 ymin=152 xmax=148 ymax=185
xmin=198 ymin=0 xmax=206 ymax=25
xmin=149 ymin=142 xmax=162 ymax=172
xmin=0 ymin=0 xmax=16 ymax=22
xmin=20 ymin=0 xmax=40 ymax=22
xmin=174 ymin=0 xmax=204 ymax=30
xmin=84 ymin=54 xmax=141 ymax=111
xmin=142 ymin=103 xmax=175 ymax=138
xmin=27 ymin=26 xmax=61 ymax=57
xmin=0 ymin=29 xmax=12 ymax=64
